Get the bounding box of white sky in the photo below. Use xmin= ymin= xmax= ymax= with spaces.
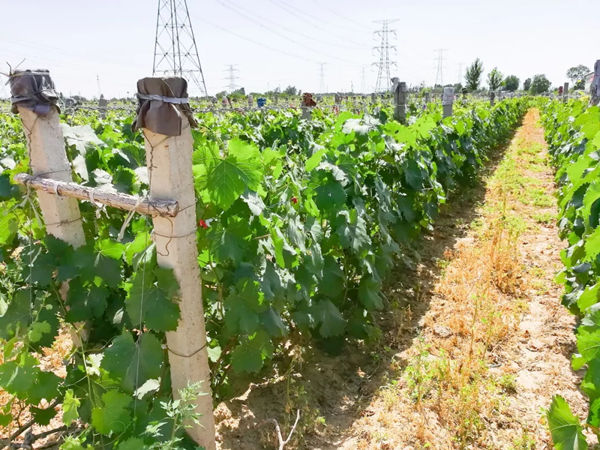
xmin=0 ymin=0 xmax=597 ymax=98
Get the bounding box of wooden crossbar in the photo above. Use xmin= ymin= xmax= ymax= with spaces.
xmin=14 ymin=173 xmax=179 ymax=217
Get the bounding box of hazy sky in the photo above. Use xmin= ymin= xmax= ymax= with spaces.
xmin=0 ymin=0 xmax=597 ymax=98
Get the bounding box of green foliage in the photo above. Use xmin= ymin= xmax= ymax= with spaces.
xmin=542 ymin=99 xmax=600 ymax=445
xmin=465 ymin=58 xmax=484 ymax=92
xmin=503 ymin=75 xmax=520 ymax=92
xmin=487 ymin=67 xmax=503 ymax=91
xmin=547 ymin=396 xmax=587 ymax=449
xmin=523 ymin=78 xmax=532 ymax=91
xmin=567 ymin=65 xmax=591 ymax=88
xmin=0 ymin=96 xmax=527 ymax=447
xmin=530 ymin=74 xmax=551 ymax=94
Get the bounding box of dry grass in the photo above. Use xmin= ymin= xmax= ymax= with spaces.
xmin=410 ymin=205 xmax=525 ymax=446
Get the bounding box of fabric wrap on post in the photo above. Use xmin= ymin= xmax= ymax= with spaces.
xmin=133 ymin=77 xmax=197 ymax=137
xmin=9 ymin=69 xmax=59 ymax=116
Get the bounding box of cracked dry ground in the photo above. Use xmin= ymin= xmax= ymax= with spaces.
xmin=215 ymin=109 xmax=590 ymax=449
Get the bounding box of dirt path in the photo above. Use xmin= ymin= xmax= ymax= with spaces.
xmin=216 ymin=109 xmax=590 ymax=449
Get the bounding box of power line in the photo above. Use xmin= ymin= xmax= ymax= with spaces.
xmin=266 ymin=0 xmax=370 ymax=48
xmin=308 ymin=0 xmax=370 ymax=31
xmin=195 ymin=16 xmax=322 ymax=63
xmin=214 ymin=0 xmax=362 ymax=66
xmin=372 ymin=20 xmax=397 ymax=93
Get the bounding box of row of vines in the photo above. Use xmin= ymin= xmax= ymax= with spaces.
xmin=0 ymin=98 xmax=527 ymax=448
xmin=542 ymin=100 xmax=600 ymax=448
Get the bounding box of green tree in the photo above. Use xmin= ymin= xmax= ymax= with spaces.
xmin=283 ymin=85 xmax=298 ymax=96
xmin=464 ymin=58 xmax=484 ymax=92
xmin=523 ymin=78 xmax=532 ymax=91
xmin=503 ymin=75 xmax=520 ymax=92
xmin=529 ymin=74 xmax=551 ymax=94
xmin=487 ymin=68 xmax=503 ymax=91
xmin=567 ymin=64 xmax=591 ymax=89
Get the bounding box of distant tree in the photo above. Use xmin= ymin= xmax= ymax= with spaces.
xmin=465 ymin=58 xmax=484 ymax=92
xmin=523 ymin=78 xmax=532 ymax=91
xmin=503 ymin=75 xmax=520 ymax=92
xmin=567 ymin=65 xmax=591 ymax=89
xmin=265 ymin=87 xmax=281 ymax=96
xmin=230 ymin=87 xmax=246 ymax=97
xmin=529 ymin=74 xmax=551 ymax=94
xmin=487 ymin=67 xmax=503 ymax=91
xmin=283 ymin=85 xmax=298 ymax=96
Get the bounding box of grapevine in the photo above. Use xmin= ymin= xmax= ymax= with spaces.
xmin=0 ymin=99 xmax=527 ymax=447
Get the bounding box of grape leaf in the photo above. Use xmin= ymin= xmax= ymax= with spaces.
xmin=98 ymin=239 xmax=125 ymax=259
xmin=547 ymin=395 xmax=587 ymax=450
xmin=67 ymin=280 xmax=109 ymax=321
xmin=0 ymin=289 xmax=31 ymax=339
xmin=314 ymin=180 xmax=346 ymax=212
xmin=102 ymin=332 xmax=163 ymax=392
xmin=230 ymin=340 xmax=263 ymax=374
xmin=358 ymin=277 xmax=384 ymax=310
xmin=126 ymin=278 xmax=180 ymax=332
xmin=95 ymin=254 xmax=122 ymax=288
xmin=314 ymin=300 xmax=346 ymax=337
xmin=91 ymin=390 xmax=132 ymax=435
xmin=118 ymin=438 xmax=146 ymax=450
xmin=205 ymin=139 xmax=262 ymax=210
xmin=62 ymin=389 xmax=80 ymax=426
xmin=31 ymin=405 xmax=57 ymax=425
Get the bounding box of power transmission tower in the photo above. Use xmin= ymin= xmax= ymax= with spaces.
xmin=457 ymin=62 xmax=464 ymax=84
xmin=224 ymin=65 xmax=240 ymax=92
xmin=434 ymin=48 xmax=447 ymax=86
xmin=318 ymin=63 xmax=326 ymax=93
xmin=152 ymin=0 xmax=209 ymax=96
xmin=96 ymin=75 xmax=102 ymax=97
xmin=360 ymin=65 xmax=367 ymax=93
xmin=372 ymin=20 xmax=397 ymax=93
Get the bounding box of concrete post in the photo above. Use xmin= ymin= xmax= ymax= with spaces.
xmin=591 ymin=60 xmax=600 ymax=106
xmin=563 ymin=82 xmax=569 ymax=102
xmin=11 ymin=71 xmax=85 ymax=248
xmin=442 ymin=86 xmax=454 ymax=118
xmin=139 ymin=84 xmax=216 ymax=449
xmin=393 ymin=81 xmax=408 ymax=124
xmin=98 ymin=95 xmax=108 ymax=119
